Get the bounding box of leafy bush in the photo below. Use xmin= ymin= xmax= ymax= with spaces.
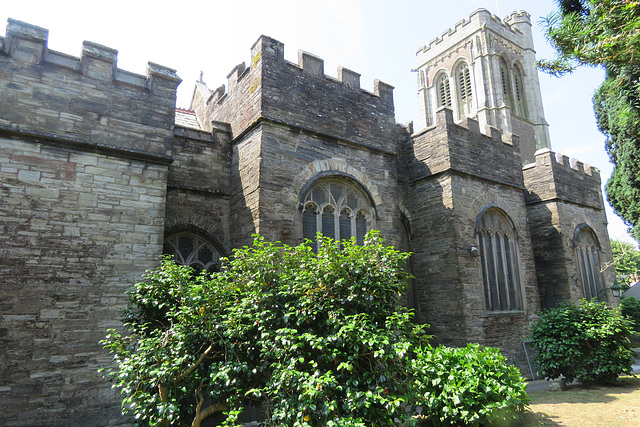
xmin=102 ymin=232 xmax=428 ymax=426
xmin=620 ymin=297 xmax=640 ymax=333
xmin=102 ymin=232 xmax=533 ymax=426
xmin=530 ymin=299 xmax=635 ymax=385
xmin=410 ymin=344 xmax=529 ymax=426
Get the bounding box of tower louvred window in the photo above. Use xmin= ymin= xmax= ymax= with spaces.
xmin=437 ymin=74 xmax=452 ymax=108
xmin=500 ymin=58 xmax=513 ymax=109
xmin=458 ymin=66 xmax=472 ymax=102
xmin=457 ymin=64 xmax=473 ymax=118
xmin=513 ymin=64 xmax=527 ymax=118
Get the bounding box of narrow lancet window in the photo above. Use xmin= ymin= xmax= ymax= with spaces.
xmin=457 ymin=64 xmax=473 ymax=118
xmin=437 ymin=73 xmax=452 ymax=108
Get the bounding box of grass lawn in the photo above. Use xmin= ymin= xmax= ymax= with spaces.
xmin=519 ymin=376 xmax=640 ymax=426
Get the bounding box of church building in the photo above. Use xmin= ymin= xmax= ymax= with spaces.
xmin=0 ymin=9 xmax=614 ymax=425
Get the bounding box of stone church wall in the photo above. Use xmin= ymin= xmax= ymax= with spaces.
xmin=192 ymin=35 xmax=403 ymax=248
xmin=0 ymin=13 xmax=618 ymax=424
xmin=0 ymin=19 xmax=179 ymax=426
xmin=524 ymin=149 xmax=615 ymax=307
xmin=407 ymin=173 xmax=461 ymax=338
xmin=407 ymin=109 xmax=539 ymax=369
xmin=165 ymin=125 xmax=232 ymax=252
xmin=255 ymin=122 xmax=401 ymax=247
xmin=450 ymin=174 xmax=539 ymax=368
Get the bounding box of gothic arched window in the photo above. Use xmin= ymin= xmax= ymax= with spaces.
xmin=513 ymin=64 xmax=527 ymax=118
xmin=499 ymin=58 xmax=513 ymax=110
xmin=456 ymin=63 xmax=473 ymax=118
xmin=302 ymin=178 xmax=374 ymax=250
xmin=436 ymin=73 xmax=452 ymax=109
xmin=574 ymin=226 xmax=602 ymax=300
xmin=476 ymin=207 xmax=523 ymax=312
xmin=163 ymin=232 xmax=222 ymax=274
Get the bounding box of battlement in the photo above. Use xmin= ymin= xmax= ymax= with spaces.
xmin=417 ymin=108 xmax=519 ymax=147
xmin=193 ymin=35 xmax=397 ymax=153
xmin=417 ymin=8 xmax=526 ymax=56
xmin=410 ymin=108 xmax=524 ymax=187
xmin=1 ymin=18 xmax=180 ymax=93
xmin=206 ymin=35 xmax=393 ymax=107
xmin=0 ymin=18 xmax=181 ymax=157
xmin=524 ymin=148 xmax=600 ymax=181
xmin=503 ymin=10 xmax=532 ymax=26
xmin=523 ymin=148 xmax=602 ymax=209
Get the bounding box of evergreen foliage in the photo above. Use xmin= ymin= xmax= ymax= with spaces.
xmin=610 ymin=239 xmax=640 ymax=286
xmin=410 ymin=344 xmax=528 ymax=426
xmin=539 ymin=0 xmax=640 ymax=241
xmin=530 ymin=299 xmax=635 ymax=385
xmin=101 ymin=232 xmax=529 ymax=426
xmin=620 ymin=296 xmax=640 ymax=333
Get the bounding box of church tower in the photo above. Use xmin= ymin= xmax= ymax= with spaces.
xmin=415 ymin=9 xmax=551 ymax=164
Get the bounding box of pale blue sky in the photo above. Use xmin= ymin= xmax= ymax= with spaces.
xmin=2 ymin=0 xmax=632 ymax=242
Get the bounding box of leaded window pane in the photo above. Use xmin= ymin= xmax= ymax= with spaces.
xmin=164 ymin=232 xmax=221 ymax=274
xmin=485 ymin=233 xmax=499 ymax=311
xmin=575 ymin=227 xmax=602 ymax=300
xmin=339 ymin=209 xmax=351 ymax=241
xmin=589 ymin=250 xmax=601 ymax=296
xmin=356 ymin=212 xmax=367 ymax=246
xmin=478 ymin=233 xmax=491 ymax=308
xmin=178 ymin=236 xmax=194 ymax=261
xmin=495 ymin=234 xmax=508 ymax=308
xmin=303 ymin=204 xmax=318 ymax=244
xmin=504 ymin=234 xmax=520 ymax=310
xmin=322 ymin=206 xmax=335 ymax=240
xmin=302 ymin=179 xmax=374 ymax=247
xmin=476 ymin=207 xmax=523 ymax=312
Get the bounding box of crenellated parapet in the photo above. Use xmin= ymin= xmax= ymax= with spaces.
xmin=523 ymin=148 xmax=603 ymax=209
xmin=1 ymin=19 xmax=180 ymax=94
xmin=200 ymin=37 xmax=393 ymax=109
xmin=417 ymin=9 xmax=528 ymax=62
xmin=409 ymin=108 xmax=524 ymax=187
xmin=415 ymin=7 xmax=548 ymax=163
xmin=0 ymin=18 xmax=181 ymax=158
xmin=192 ymin=35 xmax=397 ymax=153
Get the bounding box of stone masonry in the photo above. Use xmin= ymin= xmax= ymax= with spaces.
xmin=0 ymin=9 xmax=615 ymax=425
xmin=0 ymin=19 xmax=179 ymax=425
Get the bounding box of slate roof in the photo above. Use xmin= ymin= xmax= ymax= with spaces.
xmin=175 ymin=108 xmax=201 ymax=130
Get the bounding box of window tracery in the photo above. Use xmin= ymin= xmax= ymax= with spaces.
xmin=302 ymin=178 xmax=374 ymax=249
xmin=163 ymin=232 xmax=222 ymax=274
